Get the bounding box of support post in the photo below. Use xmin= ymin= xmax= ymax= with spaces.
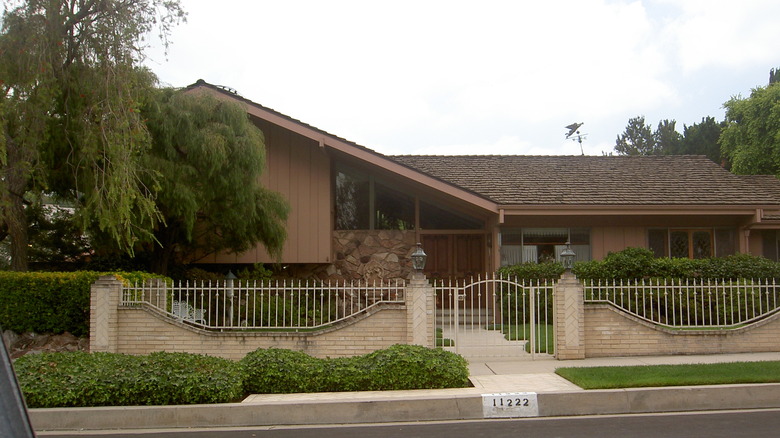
xmin=406 ymin=272 xmax=435 ymax=348
xmin=554 ymin=271 xmax=585 ymax=360
xmin=89 ymin=275 xmax=123 ymax=353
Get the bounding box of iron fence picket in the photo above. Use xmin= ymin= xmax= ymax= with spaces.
xmin=121 ymin=278 xmax=405 ymax=330
xmin=583 ymin=277 xmax=780 ymax=328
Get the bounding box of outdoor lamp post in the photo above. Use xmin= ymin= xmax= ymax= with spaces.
xmin=411 ymin=243 xmax=427 ymax=272
xmin=560 ymin=241 xmax=576 ymax=271
xmin=226 ymin=271 xmax=236 ymax=327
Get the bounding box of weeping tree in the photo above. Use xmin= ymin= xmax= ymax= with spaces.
xmin=0 ymin=0 xmax=185 ymax=270
xmin=138 ymin=89 xmax=289 ymax=275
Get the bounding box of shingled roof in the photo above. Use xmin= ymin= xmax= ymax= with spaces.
xmin=390 ymin=155 xmax=780 ymax=206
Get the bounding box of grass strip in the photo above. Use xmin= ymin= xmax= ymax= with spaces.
xmin=555 ymin=361 xmax=780 ymax=389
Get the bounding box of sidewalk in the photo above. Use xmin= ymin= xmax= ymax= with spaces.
xmin=468 ymin=351 xmax=780 ymax=393
xmin=31 ymin=352 xmax=780 ymax=433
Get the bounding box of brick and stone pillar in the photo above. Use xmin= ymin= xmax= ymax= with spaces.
xmin=554 ymin=271 xmax=585 ymax=359
xmin=406 ymin=272 xmax=435 ymax=348
xmin=89 ymin=275 xmax=123 ymax=353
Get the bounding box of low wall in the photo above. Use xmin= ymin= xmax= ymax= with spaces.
xmin=114 ymin=304 xmax=408 ymax=361
xmin=584 ymin=303 xmax=780 ymax=357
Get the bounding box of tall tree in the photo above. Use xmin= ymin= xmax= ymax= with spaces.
xmin=614 ymin=116 xmax=656 ymax=155
xmin=681 ymin=117 xmax=725 ymax=165
xmin=720 ymin=81 xmax=780 ymax=176
xmin=654 ymin=119 xmax=683 ymax=155
xmin=138 ymin=89 xmax=289 ymax=275
xmin=0 ymin=0 xmax=185 ymax=270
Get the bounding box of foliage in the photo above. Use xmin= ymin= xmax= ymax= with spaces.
xmin=720 ymin=81 xmax=780 ymax=177
xmin=497 ymin=262 xmax=564 ymax=281
xmin=572 ymin=248 xmax=780 ymax=280
xmin=361 ymin=344 xmax=470 ymax=390
xmin=240 ymin=345 xmax=469 ymax=394
xmin=137 ymin=89 xmax=289 ymax=275
xmin=25 ymin=200 xmax=91 ymax=264
xmin=556 ymin=361 xmax=780 ymax=390
xmin=614 ymin=116 xmax=657 ymax=155
xmin=680 ymin=117 xmax=725 ymax=165
xmin=0 ymin=271 xmax=169 ymax=335
xmin=0 ymin=0 xmax=186 ymax=270
xmin=614 ymin=115 xmax=724 ymax=163
xmin=14 ymin=351 xmax=243 ymax=408
xmin=237 ymin=264 xmax=274 ymax=281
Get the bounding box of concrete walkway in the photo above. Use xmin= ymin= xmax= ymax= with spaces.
xmin=31 ymin=352 xmax=780 ymax=432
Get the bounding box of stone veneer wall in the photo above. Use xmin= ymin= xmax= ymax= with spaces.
xmin=584 ymin=303 xmax=780 ymax=357
xmin=329 ymin=230 xmax=418 ymax=281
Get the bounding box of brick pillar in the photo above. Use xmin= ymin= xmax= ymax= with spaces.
xmin=89 ymin=275 xmax=123 ymax=353
xmin=406 ymin=272 xmax=435 ymax=348
xmin=554 ymin=271 xmax=585 ymax=360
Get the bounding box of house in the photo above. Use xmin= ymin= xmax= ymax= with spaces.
xmin=185 ymin=80 xmax=780 ymax=281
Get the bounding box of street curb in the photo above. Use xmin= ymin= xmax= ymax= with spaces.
xmin=29 ymin=383 xmax=780 ymax=431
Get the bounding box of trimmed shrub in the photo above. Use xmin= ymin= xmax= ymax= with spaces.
xmin=240 ymin=345 xmax=470 ymax=394
xmin=361 ymin=344 xmax=470 ymax=390
xmin=240 ymin=348 xmax=327 ymax=394
xmin=14 ymin=351 xmax=243 ymax=408
xmin=0 ymin=271 xmax=169 ymax=336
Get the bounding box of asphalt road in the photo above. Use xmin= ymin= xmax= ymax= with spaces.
xmin=37 ymin=408 xmax=780 ymax=438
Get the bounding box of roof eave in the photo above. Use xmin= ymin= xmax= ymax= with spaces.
xmin=185 ymin=82 xmax=498 ymax=214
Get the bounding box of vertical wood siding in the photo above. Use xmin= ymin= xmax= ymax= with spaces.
xmin=210 ymin=119 xmax=332 ymax=264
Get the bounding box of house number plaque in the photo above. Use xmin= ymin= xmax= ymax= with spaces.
xmin=482 ymin=392 xmax=539 ymax=418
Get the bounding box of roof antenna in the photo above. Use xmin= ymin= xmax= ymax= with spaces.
xmin=565 ymin=122 xmax=587 ymax=155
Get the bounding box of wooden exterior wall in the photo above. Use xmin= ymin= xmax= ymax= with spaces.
xmin=590 ymin=226 xmax=646 ymax=259
xmin=207 ymin=118 xmax=332 ymax=264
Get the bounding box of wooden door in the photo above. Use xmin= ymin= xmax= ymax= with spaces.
xmin=421 ymin=234 xmax=485 ymax=279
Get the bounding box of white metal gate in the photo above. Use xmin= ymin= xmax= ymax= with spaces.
xmin=435 ymin=276 xmax=555 ymax=358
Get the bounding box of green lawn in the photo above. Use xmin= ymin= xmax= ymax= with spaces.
xmin=555 ymin=361 xmax=780 ymax=389
xmin=488 ymin=324 xmax=555 ymax=354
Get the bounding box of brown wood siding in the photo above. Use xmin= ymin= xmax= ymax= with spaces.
xmin=209 ymin=119 xmax=331 ymax=264
xmin=591 ymin=226 xmax=646 ymax=260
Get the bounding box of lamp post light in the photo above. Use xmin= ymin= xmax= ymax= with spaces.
xmin=411 ymin=243 xmax=427 ymax=273
xmin=560 ymin=241 xmax=576 ymax=272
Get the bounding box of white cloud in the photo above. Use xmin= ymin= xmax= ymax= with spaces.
xmin=145 ymin=0 xmax=780 ymax=156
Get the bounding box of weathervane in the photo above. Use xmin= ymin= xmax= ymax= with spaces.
xmin=565 ymin=122 xmax=586 ymax=155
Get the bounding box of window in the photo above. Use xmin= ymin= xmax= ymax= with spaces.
xmin=419 ymin=201 xmax=483 ymax=230
xmin=334 ymin=164 xmax=415 ymax=230
xmin=648 ymin=228 xmax=735 ymax=259
xmin=762 ymin=230 xmax=779 ymax=261
xmin=499 ymin=228 xmax=591 ymax=266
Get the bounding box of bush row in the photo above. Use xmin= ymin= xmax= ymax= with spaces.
xmin=241 ymin=344 xmax=470 ymax=393
xmin=498 ymin=248 xmax=780 ymax=281
xmin=14 ymin=345 xmax=470 ymax=408
xmin=0 ymin=271 xmax=169 ymax=336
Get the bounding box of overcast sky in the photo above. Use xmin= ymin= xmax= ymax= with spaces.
xmin=145 ymin=0 xmax=780 ymax=156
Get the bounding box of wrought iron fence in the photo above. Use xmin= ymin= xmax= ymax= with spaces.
xmin=434 ymin=275 xmax=555 ymax=356
xmin=121 ymin=279 xmax=405 ymax=330
xmin=584 ymin=278 xmax=780 ymax=328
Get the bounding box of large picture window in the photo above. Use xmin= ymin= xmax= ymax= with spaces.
xmin=499 ymin=228 xmax=591 ymax=266
xmin=334 ymin=164 xmax=415 ymax=231
xmin=648 ymin=228 xmax=735 ymax=259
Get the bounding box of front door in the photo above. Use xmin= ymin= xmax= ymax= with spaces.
xmin=421 ymin=234 xmax=485 ymax=280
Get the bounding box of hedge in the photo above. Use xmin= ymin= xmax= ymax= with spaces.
xmin=497 ymin=248 xmax=780 ymax=281
xmin=14 ymin=351 xmax=244 ymax=408
xmin=0 ymin=271 xmax=169 ymax=336
xmin=15 ymin=345 xmax=470 ymax=407
xmin=241 ymin=345 xmax=470 ymax=394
